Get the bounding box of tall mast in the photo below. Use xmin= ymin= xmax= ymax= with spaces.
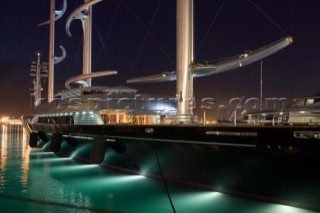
xmin=48 ymin=0 xmax=55 ymax=103
xmin=83 ymin=0 xmax=93 ymax=87
xmin=260 ymin=61 xmax=263 ymax=111
xmin=66 ymin=0 xmax=103 ymax=88
xmin=30 ymin=53 xmax=48 ymax=108
xmin=36 ymin=53 xmax=44 ymax=106
xmin=126 ymin=0 xmax=292 ymax=123
xmin=176 ymin=0 xmax=195 ymax=123
xmin=42 ymin=0 xmax=67 ymax=102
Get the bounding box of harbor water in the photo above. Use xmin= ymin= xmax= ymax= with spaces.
xmin=0 ymin=124 xmax=319 ymax=213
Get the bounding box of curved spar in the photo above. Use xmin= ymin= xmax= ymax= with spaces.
xmin=65 ymin=70 xmax=117 ymax=89
xmin=126 ymin=36 xmax=293 ymax=83
xmin=65 ymin=0 xmax=103 ymax=37
xmin=37 ymin=0 xmax=67 ymax=27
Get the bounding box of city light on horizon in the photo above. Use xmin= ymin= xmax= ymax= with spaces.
xmin=0 ymin=115 xmax=22 ymax=125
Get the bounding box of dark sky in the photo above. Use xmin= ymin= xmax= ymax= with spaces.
xmin=1 ymin=0 xmax=320 ymax=117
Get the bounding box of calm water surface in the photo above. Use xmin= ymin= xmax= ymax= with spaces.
xmin=0 ymin=124 xmax=319 ymax=213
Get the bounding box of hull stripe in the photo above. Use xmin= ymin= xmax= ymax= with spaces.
xmin=63 ymin=134 xmax=257 ymax=148
xmin=206 ymin=131 xmax=258 ymax=137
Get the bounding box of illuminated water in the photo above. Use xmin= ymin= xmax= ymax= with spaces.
xmin=0 ymin=124 xmax=319 ymax=213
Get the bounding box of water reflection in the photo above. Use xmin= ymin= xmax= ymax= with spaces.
xmin=1 ymin=125 xmax=8 ymax=172
xmin=20 ymin=127 xmax=30 ymax=190
xmin=1 ymin=125 xmax=320 ymax=213
xmin=1 ymin=125 xmax=29 ymax=192
xmin=0 ymin=125 xmax=93 ymax=212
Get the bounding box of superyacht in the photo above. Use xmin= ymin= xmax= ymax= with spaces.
xmin=23 ymin=0 xmax=320 ymax=210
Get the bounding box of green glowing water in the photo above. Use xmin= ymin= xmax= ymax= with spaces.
xmin=0 ymin=125 xmax=318 ymax=213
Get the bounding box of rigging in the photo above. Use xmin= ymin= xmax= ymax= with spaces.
xmin=248 ymin=0 xmax=288 ymax=36
xmin=128 ymin=0 xmax=163 ymax=77
xmin=196 ymin=0 xmax=227 ymax=56
xmin=197 ymin=0 xmax=289 ymax=63
xmin=93 ymin=0 xmax=123 ymax=70
xmin=123 ymin=0 xmax=175 ymax=73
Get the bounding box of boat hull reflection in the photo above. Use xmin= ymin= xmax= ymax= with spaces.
xmin=26 ymin=123 xmax=320 ymax=211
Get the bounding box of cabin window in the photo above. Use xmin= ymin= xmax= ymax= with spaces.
xmin=37 ymin=115 xmax=74 ymax=124
xmin=100 ymin=112 xmax=161 ymax=125
xmin=305 ymin=99 xmax=314 ymax=105
xmin=291 ymin=100 xmax=304 ymax=107
xmin=37 ymin=117 xmax=49 ymax=123
xmin=83 ymin=90 xmax=105 ymax=95
xmin=314 ymin=98 xmax=320 ymax=103
xmin=101 ymin=113 xmax=127 ymax=124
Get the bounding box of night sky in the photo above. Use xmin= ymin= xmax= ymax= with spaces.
xmin=1 ymin=0 xmax=320 ymax=118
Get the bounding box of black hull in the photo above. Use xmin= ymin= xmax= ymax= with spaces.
xmin=26 ymin=123 xmax=320 ymax=211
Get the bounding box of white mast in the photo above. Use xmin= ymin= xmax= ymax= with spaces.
xmin=126 ymin=0 xmax=292 ymax=124
xmin=260 ymin=61 xmax=263 ymax=111
xmin=66 ymin=0 xmax=103 ymax=88
xmin=30 ymin=53 xmax=48 ymax=108
xmin=83 ymin=0 xmax=93 ymax=87
xmin=43 ymin=0 xmax=67 ymax=102
xmin=48 ymin=0 xmax=55 ymax=103
xmin=36 ymin=53 xmax=42 ymax=106
xmin=176 ymin=0 xmax=196 ymax=124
